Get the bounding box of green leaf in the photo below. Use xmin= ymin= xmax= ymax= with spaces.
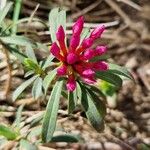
xmin=57 ymin=9 xmax=66 ymax=32
xmin=19 ymin=139 xmax=37 ymax=150
xmin=25 ymin=45 xmax=37 ymax=63
xmin=49 ymin=8 xmax=66 ymax=42
xmin=3 ymin=44 xmax=27 ymax=62
xmin=49 ymin=8 xmax=59 ymax=42
xmin=80 ymin=84 xmax=105 ymax=132
xmin=42 ymin=54 xmax=54 ymax=69
xmin=0 ymin=2 xmax=13 ymax=24
xmin=0 ymin=124 xmax=19 ymax=140
xmin=51 ymin=134 xmax=79 ymax=142
xmin=68 ymin=90 xmax=77 ymax=114
xmin=42 ymin=80 xmax=64 ymax=142
xmin=76 ymin=82 xmax=82 ymax=102
xmin=24 ymin=71 xmax=34 ymax=78
xmin=90 ymin=55 xmax=110 ymax=62
xmin=96 ymin=71 xmax=123 ymax=88
xmin=99 ymin=80 xmax=116 ymax=96
xmin=85 ymin=84 xmax=106 ymax=99
xmin=32 ymin=77 xmax=43 ymax=99
xmin=30 ymin=113 xmax=44 ymax=127
xmin=80 ymin=28 xmax=90 ymax=42
xmin=109 ymin=63 xmax=134 ymax=80
xmin=43 ymin=69 xmax=57 ymax=94
xmin=23 ymin=58 xmax=43 ymax=75
xmin=13 ymin=104 xmax=24 ymax=128
xmin=13 ymin=75 xmax=38 ymax=101
xmin=27 ymin=127 xmax=41 ymax=140
xmin=0 ymin=36 xmax=33 ymax=46
xmin=138 ymin=143 xmax=150 ymax=150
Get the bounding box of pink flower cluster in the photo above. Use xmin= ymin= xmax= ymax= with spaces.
xmin=50 ymin=16 xmax=108 ymax=91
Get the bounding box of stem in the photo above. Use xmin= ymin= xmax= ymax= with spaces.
xmin=11 ymin=0 xmax=22 ymax=35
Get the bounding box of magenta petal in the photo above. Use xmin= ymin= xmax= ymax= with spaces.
xmin=72 ymin=16 xmax=84 ymax=36
xmin=67 ymin=53 xmax=78 ymax=64
xmin=70 ymin=35 xmax=80 ymax=51
xmin=57 ymin=65 xmax=67 ymax=76
xmin=90 ymin=25 xmax=105 ymax=40
xmin=56 ymin=25 xmax=65 ymax=42
xmin=82 ymin=38 xmax=93 ymax=49
xmin=93 ymin=61 xmax=108 ymax=71
xmin=66 ymin=78 xmax=76 ymax=91
xmin=95 ymin=46 xmax=107 ymax=55
xmin=83 ymin=49 xmax=95 ymax=60
xmin=50 ymin=42 xmax=60 ymax=56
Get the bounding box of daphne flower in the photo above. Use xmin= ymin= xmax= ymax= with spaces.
xmin=50 ymin=16 xmax=108 ymax=91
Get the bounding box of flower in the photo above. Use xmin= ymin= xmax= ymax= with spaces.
xmin=50 ymin=16 xmax=108 ymax=91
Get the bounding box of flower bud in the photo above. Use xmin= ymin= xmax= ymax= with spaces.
xmin=83 ymin=49 xmax=95 ymax=60
xmin=66 ymin=77 xmax=76 ymax=91
xmin=90 ymin=25 xmax=105 ymax=39
xmin=82 ymin=38 xmax=93 ymax=49
xmin=95 ymin=46 xmax=107 ymax=55
xmin=57 ymin=65 xmax=67 ymax=76
xmin=72 ymin=16 xmax=84 ymax=36
xmin=93 ymin=61 xmax=108 ymax=71
xmin=56 ymin=26 xmax=65 ymax=42
xmin=67 ymin=53 xmax=78 ymax=64
xmin=82 ymin=69 xmax=95 ymax=78
xmin=50 ymin=42 xmax=60 ymax=56
xmin=70 ymin=35 xmax=80 ymax=51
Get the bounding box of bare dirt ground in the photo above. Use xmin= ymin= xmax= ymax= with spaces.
xmin=0 ymin=0 xmax=150 ymax=149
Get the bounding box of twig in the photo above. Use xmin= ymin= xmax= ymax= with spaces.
xmin=71 ymin=0 xmax=103 ymax=19
xmin=0 ymin=40 xmax=12 ymax=99
xmin=103 ymin=132 xmax=135 ymax=150
xmin=105 ymin=0 xmax=132 ymax=25
xmin=0 ymin=141 xmax=17 ymax=150
xmin=117 ymin=0 xmax=142 ymax=11
xmin=25 ymin=3 xmax=40 ymax=35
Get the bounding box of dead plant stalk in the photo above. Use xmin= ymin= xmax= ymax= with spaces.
xmin=0 ymin=41 xmax=12 ymax=99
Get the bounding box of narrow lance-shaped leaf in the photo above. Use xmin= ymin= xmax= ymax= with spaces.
xmin=42 ymin=54 xmax=54 ymax=69
xmin=13 ymin=104 xmax=24 ymax=129
xmin=19 ymin=139 xmax=37 ymax=150
xmin=0 ymin=124 xmax=19 ymax=140
xmin=42 ymin=80 xmax=64 ymax=142
xmin=51 ymin=134 xmax=79 ymax=142
xmin=0 ymin=2 xmax=13 ymax=24
xmin=76 ymin=82 xmax=82 ymax=102
xmin=0 ymin=36 xmax=33 ymax=46
xmin=80 ymin=83 xmax=106 ymax=132
xmin=43 ymin=69 xmax=57 ymax=94
xmin=80 ymin=28 xmax=90 ymax=42
xmin=68 ymin=89 xmax=77 ymax=114
xmin=26 ymin=45 xmax=37 ymax=63
xmin=13 ymin=75 xmax=38 ymax=101
xmin=85 ymin=84 xmax=106 ymax=99
xmin=109 ymin=63 xmax=134 ymax=80
xmin=57 ymin=9 xmax=66 ymax=32
xmin=49 ymin=8 xmax=59 ymax=42
xmin=49 ymin=8 xmax=66 ymax=42
xmin=96 ymin=71 xmax=122 ymax=88
xmin=32 ymin=77 xmax=43 ymax=99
